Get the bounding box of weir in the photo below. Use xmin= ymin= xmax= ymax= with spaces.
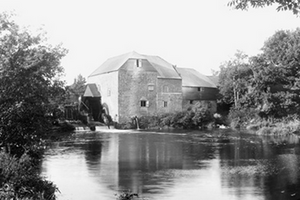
xmin=134 ymin=116 xmax=140 ymax=130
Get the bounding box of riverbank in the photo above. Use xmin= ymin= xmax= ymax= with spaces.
xmin=246 ymin=118 xmax=300 ymax=136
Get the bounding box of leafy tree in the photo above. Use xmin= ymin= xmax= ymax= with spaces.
xmin=228 ymin=0 xmax=300 ymax=15
xmin=218 ymin=51 xmax=252 ymax=107
xmin=221 ymin=29 xmax=300 ymax=123
xmin=0 ymin=13 xmax=67 ymax=156
xmin=262 ymin=29 xmax=300 ymax=89
xmin=248 ymin=29 xmax=300 ymax=118
xmin=65 ymin=74 xmax=86 ymax=105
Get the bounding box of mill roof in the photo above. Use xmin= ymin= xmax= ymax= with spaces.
xmin=89 ymin=51 xmax=181 ymax=79
xmin=177 ymin=68 xmax=217 ymax=88
xmin=83 ymin=83 xmax=101 ymax=97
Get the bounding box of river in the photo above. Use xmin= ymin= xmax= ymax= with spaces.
xmin=41 ymin=129 xmax=300 ymax=200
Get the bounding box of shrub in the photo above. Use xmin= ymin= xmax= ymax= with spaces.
xmin=256 ymin=118 xmax=300 ymax=135
xmin=139 ymin=103 xmax=213 ymax=130
xmin=116 ymin=122 xmax=135 ymax=130
xmin=58 ymin=121 xmax=76 ymax=132
xmin=139 ymin=115 xmax=160 ymax=129
xmin=228 ymin=107 xmax=258 ymax=129
xmin=0 ymin=152 xmax=57 ymax=200
xmin=116 ymin=191 xmax=139 ymax=200
xmin=192 ymin=106 xmax=213 ymax=128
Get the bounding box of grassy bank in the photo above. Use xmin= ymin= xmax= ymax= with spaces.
xmin=246 ymin=119 xmax=300 ymax=136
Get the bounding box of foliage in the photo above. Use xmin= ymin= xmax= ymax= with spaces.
xmin=228 ymin=0 xmax=300 ymax=15
xmin=0 ymin=152 xmax=57 ymax=200
xmin=192 ymin=104 xmax=214 ymax=128
xmin=115 ymin=191 xmax=139 ymax=200
xmin=218 ymin=51 xmax=252 ymax=106
xmin=139 ymin=115 xmax=160 ymax=129
xmin=0 ymin=13 xmax=67 ymax=156
xmin=256 ymin=118 xmax=300 ymax=135
xmin=57 ymin=121 xmax=76 ymax=132
xmin=125 ymin=103 xmax=214 ymax=130
xmin=65 ymin=74 xmax=86 ymax=105
xmin=228 ymin=107 xmax=258 ymax=129
xmin=219 ymin=29 xmax=300 ymax=127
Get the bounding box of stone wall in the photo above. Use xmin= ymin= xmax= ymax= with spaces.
xmin=157 ymin=78 xmax=182 ymax=115
xmin=118 ymin=63 xmax=158 ymax=123
xmin=118 ymin=59 xmax=183 ymax=123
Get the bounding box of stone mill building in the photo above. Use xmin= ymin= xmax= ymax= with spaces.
xmin=85 ymin=51 xmax=218 ymax=123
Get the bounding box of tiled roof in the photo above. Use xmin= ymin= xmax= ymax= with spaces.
xmin=207 ymin=75 xmax=219 ymax=86
xmin=89 ymin=51 xmax=181 ymax=79
xmin=177 ymin=68 xmax=217 ymax=88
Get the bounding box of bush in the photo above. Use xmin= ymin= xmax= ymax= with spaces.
xmin=133 ymin=103 xmax=214 ymax=130
xmin=0 ymin=152 xmax=57 ymax=200
xmin=116 ymin=191 xmax=139 ymax=200
xmin=192 ymin=105 xmax=213 ymax=128
xmin=228 ymin=107 xmax=258 ymax=129
xmin=256 ymin=118 xmax=300 ymax=135
xmin=58 ymin=121 xmax=76 ymax=132
xmin=115 ymin=122 xmax=135 ymax=130
xmin=139 ymin=115 xmax=160 ymax=129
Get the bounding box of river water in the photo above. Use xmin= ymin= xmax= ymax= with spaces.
xmin=41 ymin=129 xmax=300 ymax=200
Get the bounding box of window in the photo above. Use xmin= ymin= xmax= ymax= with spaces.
xmin=198 ymin=87 xmax=204 ymax=92
xmin=163 ymin=85 xmax=168 ymax=93
xmin=148 ymin=84 xmax=154 ymax=91
xmin=107 ymin=88 xmax=111 ymax=96
xmin=141 ymin=100 xmax=147 ymax=107
xmin=163 ymin=101 xmax=168 ymax=107
xmin=190 ymin=100 xmax=193 ymax=104
xmin=136 ymin=59 xmax=142 ymax=67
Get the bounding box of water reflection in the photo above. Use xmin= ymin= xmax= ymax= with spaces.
xmin=41 ymin=131 xmax=300 ymax=200
xmin=220 ymin=134 xmax=300 ymax=200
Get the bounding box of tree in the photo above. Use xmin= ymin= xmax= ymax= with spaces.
xmin=262 ymin=29 xmax=300 ymax=89
xmin=228 ymin=0 xmax=300 ymax=15
xmin=0 ymin=13 xmax=67 ymax=156
xmin=218 ymin=51 xmax=252 ymax=107
xmin=221 ymin=29 xmax=300 ymax=121
xmin=66 ymin=74 xmax=86 ymax=104
xmin=247 ymin=29 xmax=300 ymax=118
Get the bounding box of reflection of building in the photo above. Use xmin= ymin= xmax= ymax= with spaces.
xmin=98 ymin=134 xmax=119 ymax=191
xmin=85 ymin=133 xmax=211 ymax=194
xmin=117 ymin=134 xmax=188 ymax=193
xmin=86 ymin=51 xmax=218 ymax=123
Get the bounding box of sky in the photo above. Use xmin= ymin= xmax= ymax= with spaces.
xmin=1 ymin=0 xmax=300 ymax=85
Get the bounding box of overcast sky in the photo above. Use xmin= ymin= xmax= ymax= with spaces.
xmin=1 ymin=0 xmax=300 ymax=84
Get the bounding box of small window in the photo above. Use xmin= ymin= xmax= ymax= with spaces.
xmin=107 ymin=88 xmax=111 ymax=96
xmin=198 ymin=87 xmax=204 ymax=92
xmin=141 ymin=100 xmax=147 ymax=107
xmin=148 ymin=84 xmax=154 ymax=91
xmin=163 ymin=85 xmax=168 ymax=93
xmin=136 ymin=59 xmax=142 ymax=67
xmin=163 ymin=101 xmax=168 ymax=107
xmin=190 ymin=100 xmax=193 ymax=104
